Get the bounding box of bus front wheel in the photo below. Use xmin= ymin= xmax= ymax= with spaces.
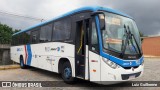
xmin=61 ymin=61 xmax=75 ymax=84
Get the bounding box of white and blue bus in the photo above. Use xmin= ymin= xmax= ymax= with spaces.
xmin=11 ymin=6 xmax=144 ymax=84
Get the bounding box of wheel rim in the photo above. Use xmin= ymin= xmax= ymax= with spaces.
xmin=64 ymin=67 xmax=71 ymax=79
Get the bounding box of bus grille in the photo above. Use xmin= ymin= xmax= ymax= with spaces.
xmin=121 ymin=72 xmax=141 ymax=80
xmin=123 ymin=66 xmax=139 ymax=69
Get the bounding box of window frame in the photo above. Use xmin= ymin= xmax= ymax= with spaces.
xmin=52 ymin=16 xmax=72 ymax=42
xmin=39 ymin=23 xmax=53 ymax=43
xmin=31 ymin=28 xmax=40 ymax=44
xmin=89 ymin=17 xmax=100 ymax=54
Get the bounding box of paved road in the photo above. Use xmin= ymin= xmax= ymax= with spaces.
xmin=0 ymin=58 xmax=160 ymax=90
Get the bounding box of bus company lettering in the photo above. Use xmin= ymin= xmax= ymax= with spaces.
xmin=123 ymin=62 xmax=132 ymax=66
xmin=45 ymin=47 xmax=51 ymax=52
xmin=61 ymin=46 xmax=64 ymax=52
xmin=50 ymin=47 xmax=60 ymax=52
xmin=17 ymin=48 xmax=23 ymax=52
xmin=50 ymin=46 xmax=65 ymax=52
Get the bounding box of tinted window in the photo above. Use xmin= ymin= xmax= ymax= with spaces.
xmin=40 ymin=24 xmax=52 ymax=42
xmin=24 ymin=31 xmax=31 ymax=44
xmin=12 ymin=31 xmax=31 ymax=46
xmin=91 ymin=19 xmax=98 ymax=52
xmin=31 ymin=29 xmax=39 ymax=44
xmin=52 ymin=18 xmax=71 ymax=41
xmin=14 ymin=35 xmax=19 ymax=45
xmin=19 ymin=34 xmax=24 ymax=45
xmin=11 ymin=36 xmax=15 ymax=46
xmin=17 ymin=35 xmax=21 ymax=45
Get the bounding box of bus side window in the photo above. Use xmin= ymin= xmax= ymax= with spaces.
xmin=90 ymin=19 xmax=99 ymax=53
xmin=31 ymin=30 xmax=39 ymax=44
xmin=14 ymin=35 xmax=18 ymax=46
xmin=24 ymin=31 xmax=31 ymax=44
xmin=19 ymin=34 xmax=24 ymax=45
xmin=11 ymin=36 xmax=15 ymax=46
xmin=40 ymin=24 xmax=52 ymax=42
xmin=52 ymin=18 xmax=71 ymax=41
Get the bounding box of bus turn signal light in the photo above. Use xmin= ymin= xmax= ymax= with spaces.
xmin=93 ymin=69 xmax=96 ymax=72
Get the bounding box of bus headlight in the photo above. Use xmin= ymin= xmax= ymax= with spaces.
xmin=102 ymin=58 xmax=120 ymax=69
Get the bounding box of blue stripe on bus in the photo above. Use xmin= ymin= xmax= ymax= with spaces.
xmin=26 ymin=44 xmax=32 ymax=66
xmin=101 ymin=52 xmax=144 ymax=67
xmin=95 ymin=15 xmax=144 ymax=67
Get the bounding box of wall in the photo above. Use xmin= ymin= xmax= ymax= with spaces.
xmin=142 ymin=36 xmax=160 ymax=57
xmin=0 ymin=44 xmax=12 ymax=65
xmin=0 ymin=50 xmax=2 ymax=63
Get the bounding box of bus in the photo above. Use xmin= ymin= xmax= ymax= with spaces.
xmin=11 ymin=6 xmax=144 ymax=85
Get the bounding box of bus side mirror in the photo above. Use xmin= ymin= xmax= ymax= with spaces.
xmin=91 ymin=11 xmax=105 ymax=30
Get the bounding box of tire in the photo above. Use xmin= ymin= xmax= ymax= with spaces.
xmin=61 ymin=62 xmax=75 ymax=84
xmin=20 ymin=56 xmax=26 ymax=69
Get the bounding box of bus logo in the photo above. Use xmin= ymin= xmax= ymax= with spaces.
xmin=132 ymin=67 xmax=134 ymax=71
xmin=50 ymin=46 xmax=64 ymax=52
xmin=57 ymin=47 xmax=60 ymax=52
xmin=17 ymin=48 xmax=23 ymax=52
xmin=130 ymin=62 xmax=132 ymax=65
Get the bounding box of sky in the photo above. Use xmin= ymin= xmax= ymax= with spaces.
xmin=0 ymin=0 xmax=160 ymax=36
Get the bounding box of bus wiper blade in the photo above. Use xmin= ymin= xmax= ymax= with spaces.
xmin=127 ymin=26 xmax=142 ymax=55
xmin=120 ymin=25 xmax=129 ymax=58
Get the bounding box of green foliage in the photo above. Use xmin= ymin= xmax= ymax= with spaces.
xmin=0 ymin=23 xmax=20 ymax=44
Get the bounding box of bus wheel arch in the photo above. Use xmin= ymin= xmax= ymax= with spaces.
xmin=19 ymin=55 xmax=26 ymax=69
xmin=58 ymin=58 xmax=70 ymax=74
xmin=58 ymin=58 xmax=75 ymax=84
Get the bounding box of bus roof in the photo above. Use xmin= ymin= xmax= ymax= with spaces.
xmin=13 ymin=6 xmax=132 ymax=36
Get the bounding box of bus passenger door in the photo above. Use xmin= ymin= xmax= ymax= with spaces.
xmin=88 ymin=18 xmax=101 ymax=81
xmin=73 ymin=13 xmax=90 ymax=79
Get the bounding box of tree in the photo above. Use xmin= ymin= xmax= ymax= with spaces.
xmin=0 ymin=23 xmax=20 ymax=44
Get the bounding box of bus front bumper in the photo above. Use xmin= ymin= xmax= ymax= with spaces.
xmin=99 ymin=60 xmax=144 ymax=85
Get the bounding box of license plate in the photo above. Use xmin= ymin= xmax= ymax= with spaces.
xmin=129 ymin=75 xmax=135 ymax=79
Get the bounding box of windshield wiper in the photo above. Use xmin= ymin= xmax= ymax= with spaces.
xmin=120 ymin=25 xmax=129 ymax=58
xmin=127 ymin=26 xmax=142 ymax=55
xmin=120 ymin=25 xmax=142 ymax=58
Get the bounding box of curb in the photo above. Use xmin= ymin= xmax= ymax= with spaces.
xmin=0 ymin=65 xmax=20 ymax=70
xmin=144 ymin=55 xmax=160 ymax=58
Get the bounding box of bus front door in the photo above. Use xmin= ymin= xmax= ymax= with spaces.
xmin=73 ymin=17 xmax=90 ymax=79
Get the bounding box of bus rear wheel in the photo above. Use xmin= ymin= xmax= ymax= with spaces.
xmin=61 ymin=62 xmax=75 ymax=84
xmin=20 ymin=56 xmax=26 ymax=69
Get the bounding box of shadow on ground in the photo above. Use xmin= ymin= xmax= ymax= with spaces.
xmin=25 ymin=66 xmax=135 ymax=88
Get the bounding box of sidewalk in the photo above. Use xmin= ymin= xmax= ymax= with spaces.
xmin=144 ymin=55 xmax=160 ymax=61
xmin=0 ymin=64 xmax=20 ymax=70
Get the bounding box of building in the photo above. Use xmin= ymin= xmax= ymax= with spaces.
xmin=142 ymin=36 xmax=160 ymax=57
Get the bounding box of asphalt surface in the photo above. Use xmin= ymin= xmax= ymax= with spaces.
xmin=0 ymin=58 xmax=160 ymax=90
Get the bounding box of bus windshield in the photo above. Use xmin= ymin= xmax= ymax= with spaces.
xmin=102 ymin=12 xmax=141 ymax=55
